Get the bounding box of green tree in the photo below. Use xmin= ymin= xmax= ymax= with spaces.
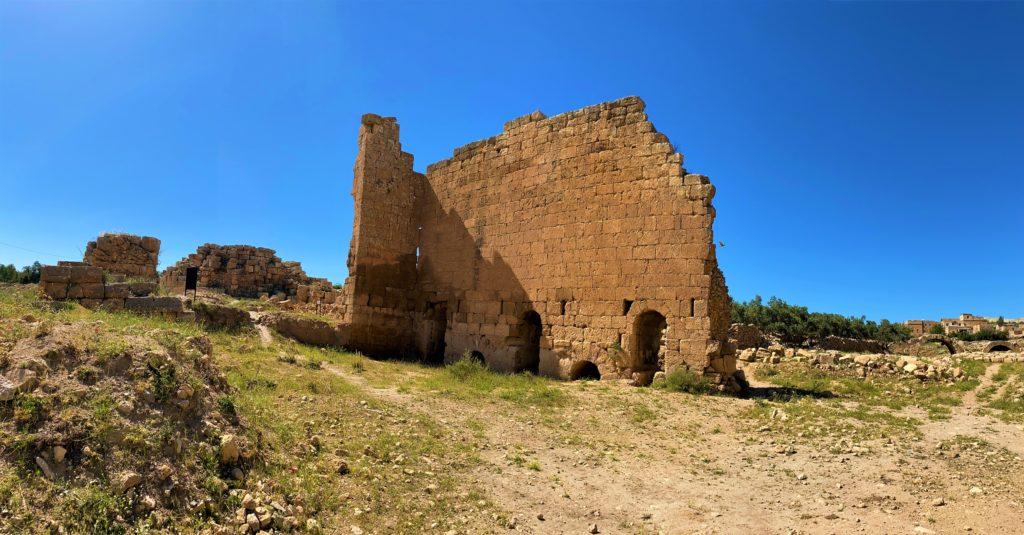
xmin=730 ymin=295 xmax=911 ymax=344
xmin=928 ymin=323 xmax=945 ymax=335
xmin=0 ymin=261 xmax=41 ymax=284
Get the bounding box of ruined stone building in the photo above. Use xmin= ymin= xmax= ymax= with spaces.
xmin=336 ymin=96 xmax=737 ymax=386
xmin=162 ymin=244 xmax=313 ymax=298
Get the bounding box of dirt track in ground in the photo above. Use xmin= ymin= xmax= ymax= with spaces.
xmin=325 ymin=362 xmax=1024 ymax=535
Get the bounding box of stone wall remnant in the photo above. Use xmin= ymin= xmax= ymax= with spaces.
xmin=729 ymin=323 xmax=766 ymax=350
xmin=812 ymin=336 xmax=888 ymax=354
xmin=161 ymin=244 xmax=310 ymax=298
xmin=336 ymin=96 xmax=738 ymax=388
xmin=39 ymin=264 xmax=157 ymax=310
xmin=83 ymin=233 xmax=160 ymax=279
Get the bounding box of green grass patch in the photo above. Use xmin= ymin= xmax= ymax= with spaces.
xmin=417 ymin=358 xmax=567 ymax=408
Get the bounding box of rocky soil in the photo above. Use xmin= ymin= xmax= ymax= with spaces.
xmin=2 ymin=284 xmax=1022 ymax=534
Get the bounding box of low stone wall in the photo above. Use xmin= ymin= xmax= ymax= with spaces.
xmin=162 ymin=244 xmax=311 ymax=298
xmin=261 ymin=313 xmax=349 ymax=348
xmin=39 ymin=265 xmax=158 ymax=310
xmin=729 ymin=323 xmax=766 ymax=350
xmin=83 ymin=233 xmax=160 ymax=279
xmin=812 ymin=336 xmax=888 ymax=354
xmin=192 ymin=302 xmax=253 ymax=331
xmin=738 ymin=346 xmax=969 ymax=382
xmin=124 ymin=296 xmax=193 ymax=320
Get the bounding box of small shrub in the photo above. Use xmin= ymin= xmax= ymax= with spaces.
xmin=448 ymin=357 xmax=486 ymax=381
xmin=146 ymin=360 xmax=179 ymax=402
xmin=351 ymin=360 xmax=365 ymax=374
xmin=218 ymin=396 xmax=237 ymax=419
xmin=305 ymin=357 xmax=323 ymax=370
xmin=656 ymin=369 xmax=717 ymax=395
xmin=276 ymin=354 xmax=297 ymax=365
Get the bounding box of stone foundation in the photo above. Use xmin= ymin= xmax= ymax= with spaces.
xmin=39 ymin=264 xmax=158 ymax=310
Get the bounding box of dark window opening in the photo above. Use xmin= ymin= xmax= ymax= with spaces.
xmin=622 ymin=299 xmax=633 ymax=315
xmin=689 ymin=298 xmax=696 ymax=317
xmin=560 ymin=300 xmax=568 ymax=315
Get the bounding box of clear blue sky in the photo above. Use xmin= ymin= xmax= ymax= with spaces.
xmin=1 ymin=1 xmax=1021 ymax=322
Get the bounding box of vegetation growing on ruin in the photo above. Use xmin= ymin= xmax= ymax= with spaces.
xmin=731 ymin=295 xmax=911 ymax=344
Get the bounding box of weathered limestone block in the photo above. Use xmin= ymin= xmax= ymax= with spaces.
xmin=125 ymin=296 xmax=185 ymax=314
xmin=68 ymin=266 xmax=103 ymax=284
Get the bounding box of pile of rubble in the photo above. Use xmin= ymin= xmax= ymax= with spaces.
xmin=738 ymin=345 xmax=968 ymax=382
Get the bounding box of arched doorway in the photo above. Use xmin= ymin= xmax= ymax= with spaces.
xmin=633 ymin=310 xmax=667 ymax=371
xmin=516 ymin=311 xmax=542 ymax=374
xmin=987 ymin=343 xmax=1012 ymax=353
xmin=467 ymin=350 xmax=485 ymax=364
xmin=569 ymin=360 xmax=601 ymax=381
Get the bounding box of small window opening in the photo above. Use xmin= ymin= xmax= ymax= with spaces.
xmin=560 ymin=300 xmax=568 ymax=315
xmin=622 ymin=300 xmax=633 ymax=315
xmin=689 ymin=298 xmax=696 ymax=317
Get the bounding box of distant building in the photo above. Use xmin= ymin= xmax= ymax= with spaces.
xmin=905 ymin=319 xmax=939 ymax=336
xmin=908 ymin=313 xmax=1024 ymax=338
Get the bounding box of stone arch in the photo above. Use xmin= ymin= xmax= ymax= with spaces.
xmin=986 ymin=342 xmax=1013 ymax=353
xmin=515 ymin=310 xmax=542 ymax=374
xmin=467 ymin=350 xmax=485 ymax=364
xmin=631 ymin=310 xmax=667 ymax=372
xmin=921 ymin=335 xmax=957 ymax=355
xmin=569 ymin=360 xmax=601 ymax=381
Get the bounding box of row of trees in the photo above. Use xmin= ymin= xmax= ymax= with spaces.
xmin=0 ymin=262 xmax=42 ymax=284
xmin=731 ymin=295 xmax=911 ymax=344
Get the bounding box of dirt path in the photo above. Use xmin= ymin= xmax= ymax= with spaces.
xmin=320 ymin=364 xmax=1024 ymax=534
xmin=249 ymin=311 xmax=274 ymax=348
xmin=918 ymin=363 xmax=1024 ymax=457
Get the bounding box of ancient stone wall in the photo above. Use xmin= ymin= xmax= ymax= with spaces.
xmin=812 ymin=336 xmax=888 ymax=354
xmin=729 ymin=323 xmax=766 ymax=350
xmin=83 ymin=233 xmax=160 ymax=279
xmin=341 ymin=97 xmax=736 ymax=386
xmin=161 ymin=244 xmax=310 ymax=298
xmin=339 ymin=114 xmax=422 ymax=357
xmin=39 ymin=264 xmax=160 ymax=311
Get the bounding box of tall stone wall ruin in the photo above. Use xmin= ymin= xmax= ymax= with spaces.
xmin=340 ymin=114 xmax=423 ymax=357
xmin=83 ymin=233 xmax=161 ymax=279
xmin=341 ymin=97 xmax=737 ymax=386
